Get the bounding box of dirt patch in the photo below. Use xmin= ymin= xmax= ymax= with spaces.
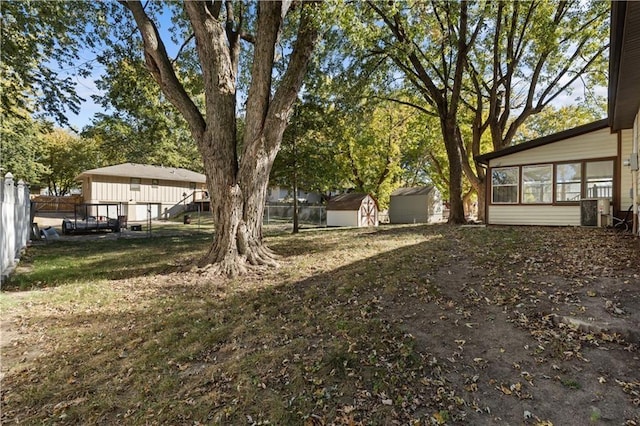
xmin=383 ymin=254 xmax=639 ymax=424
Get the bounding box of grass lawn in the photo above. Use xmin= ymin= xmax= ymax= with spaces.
xmin=1 ymin=224 xmax=639 ymax=424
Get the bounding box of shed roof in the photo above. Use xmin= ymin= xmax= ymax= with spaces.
xmin=475 ymin=119 xmax=610 ymax=165
xmin=390 ymin=186 xmax=434 ymax=197
xmin=76 ymin=163 xmax=206 ymax=183
xmin=326 ymin=193 xmax=375 ymax=211
xmin=608 ymin=1 xmax=640 ymax=131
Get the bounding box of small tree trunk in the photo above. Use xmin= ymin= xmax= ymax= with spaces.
xmin=292 ymin=124 xmax=299 ymax=234
xmin=476 ymin=178 xmax=486 ymax=223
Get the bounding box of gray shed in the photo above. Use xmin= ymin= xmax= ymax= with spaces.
xmin=388 ymin=186 xmax=443 ymax=224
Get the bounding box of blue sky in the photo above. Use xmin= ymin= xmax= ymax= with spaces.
xmin=62 ymin=6 xmax=179 ymax=131
xmin=59 ymin=5 xmax=607 ymax=132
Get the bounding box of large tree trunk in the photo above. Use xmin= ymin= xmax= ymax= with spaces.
xmin=124 ymin=1 xmax=318 ymax=276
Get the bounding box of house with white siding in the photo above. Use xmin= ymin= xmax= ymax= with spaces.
xmin=266 ymin=186 xmax=322 ymax=204
xmin=608 ymin=1 xmax=639 ymax=236
xmin=76 ymin=163 xmax=207 ymax=221
xmin=476 ymin=120 xmax=631 ymax=226
xmin=476 ymin=1 xmax=639 ymax=233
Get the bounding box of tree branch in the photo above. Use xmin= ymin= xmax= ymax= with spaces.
xmin=121 ymin=1 xmax=205 ymax=139
xmin=171 ymin=33 xmax=194 ymax=65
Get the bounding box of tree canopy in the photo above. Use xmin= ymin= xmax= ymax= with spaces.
xmin=327 ymin=0 xmax=608 ymax=221
xmin=0 ymin=1 xmax=102 ymax=125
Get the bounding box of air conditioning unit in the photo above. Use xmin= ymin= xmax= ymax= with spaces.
xmin=580 ymin=198 xmax=611 ymax=227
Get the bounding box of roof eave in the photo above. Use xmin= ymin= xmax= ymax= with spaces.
xmin=475 ymin=119 xmax=610 ymax=165
xmin=608 ymin=1 xmax=640 ymax=131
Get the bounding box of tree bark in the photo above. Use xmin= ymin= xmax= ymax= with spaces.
xmin=124 ymin=1 xmax=318 ymax=276
xmin=441 ymin=119 xmax=466 ymax=224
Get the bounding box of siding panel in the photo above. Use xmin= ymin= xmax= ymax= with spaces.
xmin=620 ymin=129 xmax=635 ymax=210
xmin=327 ymin=211 xmax=358 ymax=227
xmin=389 ymin=195 xmax=428 ymax=223
xmin=488 ymin=205 xmax=581 ymax=226
xmin=488 ymin=128 xmax=617 ymax=168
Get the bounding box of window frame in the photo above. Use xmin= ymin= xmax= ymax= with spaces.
xmin=522 ymin=164 xmax=553 ymax=204
xmin=488 ymin=157 xmax=616 ymax=206
xmin=491 ymin=166 xmax=519 ymax=204
xmin=554 ymin=162 xmax=582 ymax=203
xmin=585 ymin=160 xmax=614 ymax=200
xmin=130 ymin=177 xmax=141 ymax=191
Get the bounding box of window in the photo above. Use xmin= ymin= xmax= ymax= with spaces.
xmin=522 ymin=165 xmax=552 ymax=203
xmin=585 ymin=160 xmax=613 ymax=199
xmin=189 ymin=182 xmax=196 ymax=190
xmin=130 ymin=178 xmax=141 ymax=191
xmin=151 ymin=179 xmax=159 ymax=188
xmin=555 ymin=163 xmax=581 ymax=202
xmin=492 ymin=167 xmax=518 ymax=203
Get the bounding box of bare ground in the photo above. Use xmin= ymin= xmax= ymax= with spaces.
xmin=1 ymin=225 xmax=639 ymax=424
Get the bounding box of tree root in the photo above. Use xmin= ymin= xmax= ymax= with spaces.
xmin=193 ymin=243 xmax=279 ymax=277
xmin=245 ymin=244 xmax=279 ymax=267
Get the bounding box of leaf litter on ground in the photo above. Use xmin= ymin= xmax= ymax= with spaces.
xmin=1 ymin=225 xmax=639 ymax=424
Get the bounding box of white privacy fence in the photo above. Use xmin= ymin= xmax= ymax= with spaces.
xmin=1 ymin=173 xmax=31 ymax=283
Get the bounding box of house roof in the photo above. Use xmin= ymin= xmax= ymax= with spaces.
xmin=390 ymin=186 xmax=434 ymax=197
xmin=475 ymin=119 xmax=610 ymax=165
xmin=76 ymin=163 xmax=206 ymax=183
xmin=326 ymin=193 xmax=376 ymax=210
xmin=608 ymin=1 xmax=640 ymax=131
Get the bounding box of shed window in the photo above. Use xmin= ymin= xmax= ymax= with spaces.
xmin=189 ymin=182 xmax=196 ymax=190
xmin=491 ymin=167 xmax=518 ymax=203
xmin=555 ymin=163 xmax=581 ymax=202
xmin=522 ymin=165 xmax=552 ymax=204
xmin=151 ymin=179 xmax=159 ymax=188
xmin=130 ymin=178 xmax=141 ymax=191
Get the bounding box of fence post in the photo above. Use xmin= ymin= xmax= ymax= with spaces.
xmin=18 ymin=180 xmax=30 ymax=252
xmin=2 ymin=173 xmax=16 ymax=281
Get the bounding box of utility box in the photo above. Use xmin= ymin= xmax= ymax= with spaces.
xmin=580 ymin=198 xmax=611 ymax=227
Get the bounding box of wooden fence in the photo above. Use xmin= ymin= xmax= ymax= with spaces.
xmin=31 ymin=194 xmax=83 ymax=212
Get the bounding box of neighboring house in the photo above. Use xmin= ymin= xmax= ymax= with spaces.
xmin=266 ymin=186 xmax=322 ymax=204
xmin=389 ymin=186 xmax=443 ymax=224
xmin=76 ymin=163 xmax=207 ymax=221
xmin=476 ymin=2 xmax=639 ymax=230
xmin=326 ymin=193 xmax=379 ymax=227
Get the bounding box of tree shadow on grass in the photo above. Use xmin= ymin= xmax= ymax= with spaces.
xmin=0 ymin=236 xmax=451 ymax=424
xmin=4 ymin=226 xmax=638 ymax=424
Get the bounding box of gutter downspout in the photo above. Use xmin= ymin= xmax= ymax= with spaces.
xmin=633 ymin=111 xmax=639 ymax=236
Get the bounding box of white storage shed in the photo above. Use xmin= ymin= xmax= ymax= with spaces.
xmin=326 ymin=193 xmax=379 ymax=227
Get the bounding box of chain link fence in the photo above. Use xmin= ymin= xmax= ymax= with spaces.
xmin=263 ymin=204 xmax=326 ymax=227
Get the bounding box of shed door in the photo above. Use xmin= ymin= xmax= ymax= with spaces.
xmin=360 ymin=198 xmax=377 ymax=226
